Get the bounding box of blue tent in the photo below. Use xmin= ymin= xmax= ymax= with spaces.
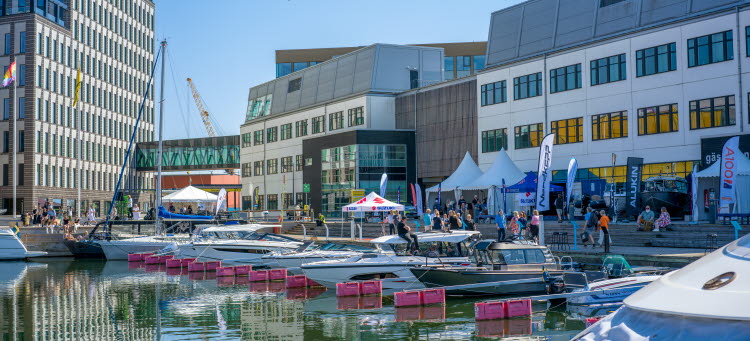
xmin=505 ymin=172 xmax=563 ymax=193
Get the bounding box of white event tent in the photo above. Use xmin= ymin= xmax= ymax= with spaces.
xmin=162 ymin=185 xmax=218 ymax=202
xmin=426 ymin=152 xmax=484 ymax=193
xmin=461 ymin=149 xmax=527 ymax=213
xmin=694 ymin=151 xmax=750 ymax=218
xmin=342 ymin=192 xmax=405 ymax=212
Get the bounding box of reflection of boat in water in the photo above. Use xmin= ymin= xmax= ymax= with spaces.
xmin=574 ymin=233 xmax=750 ymax=340
xmin=640 ymin=176 xmax=690 ymax=217
xmin=0 ymin=261 xmax=47 ymax=291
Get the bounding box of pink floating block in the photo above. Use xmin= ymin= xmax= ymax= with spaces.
xmin=216 ymin=266 xmax=235 ymax=277
xmin=306 ymin=278 xmax=323 ymax=287
xmin=144 ymin=256 xmax=160 ymax=265
xmin=269 ymin=269 xmax=288 ymax=280
xmin=141 ymin=253 xmax=156 ymax=258
xmin=286 ymin=275 xmax=308 ymax=289
xmin=180 ymin=258 xmax=197 ymax=266
xmin=336 ymin=282 xmax=360 ymax=297
xmin=127 ymin=253 xmax=143 ymax=262
xmin=187 ymin=262 xmax=206 ymax=272
xmin=234 ymin=265 xmax=252 ymax=276
xmin=166 ymin=259 xmax=182 ymax=268
xmin=475 ymin=301 xmax=506 ymax=320
xmin=205 ymin=261 xmax=222 ymax=271
xmin=158 ymin=255 xmax=174 ymax=264
xmin=336 ymin=296 xmax=360 ymax=310
xmin=394 ymin=291 xmax=421 ymax=307
xmin=585 ymin=317 xmax=602 ymax=327
xmin=249 ymin=270 xmax=269 ymax=282
xmin=505 ymin=299 xmax=532 ymax=318
xmin=420 ymin=288 xmax=445 ymax=305
xmin=360 ymin=280 xmax=382 ymax=295
xmin=421 ymin=305 xmax=446 ymax=321
xmin=360 ymin=295 xmax=383 ymax=309
xmin=395 ymin=306 xmax=421 ymax=321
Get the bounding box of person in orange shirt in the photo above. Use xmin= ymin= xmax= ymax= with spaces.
xmin=599 ymin=210 xmax=611 ymax=253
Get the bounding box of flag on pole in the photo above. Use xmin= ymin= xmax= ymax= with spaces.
xmin=415 ymin=184 xmax=424 ymax=217
xmin=2 ymin=61 xmax=16 ymax=87
xmin=535 ymin=133 xmax=555 ymax=210
xmin=566 ymin=158 xmax=578 ymax=212
xmin=215 ymin=188 xmax=227 ymax=215
xmin=720 ymin=136 xmax=740 ymax=213
xmin=10 ymin=222 xmax=20 ymax=238
xmin=72 ymin=68 xmax=82 ymax=106
xmin=692 ymin=163 xmax=699 ymax=222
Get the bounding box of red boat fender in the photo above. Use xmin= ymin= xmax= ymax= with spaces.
xmin=234 ymin=265 xmax=252 ymax=276
xmin=187 ymin=262 xmax=206 ymax=272
xmin=394 ymin=291 xmax=421 ymax=307
xmin=269 ymin=269 xmax=287 ymax=280
xmin=286 ymin=275 xmax=308 ymax=289
xmin=127 ymin=254 xmax=143 ymax=262
xmin=336 ymin=282 xmax=360 ymax=297
xmin=359 ymin=280 xmax=382 ymax=295
xmin=586 ymin=317 xmax=603 ymax=327
xmin=165 ymin=258 xmax=182 ymax=268
xmin=475 ymin=301 xmax=506 ymax=320
xmin=505 ymin=299 xmax=532 ymax=317
xmin=216 ymin=266 xmax=235 ymax=277
xmin=249 ymin=270 xmax=269 ymax=282
xmin=158 ymin=255 xmax=174 ymax=263
xmin=419 ymin=288 xmax=445 ymax=305
xmin=180 ymin=258 xmax=197 ymax=266
xmin=144 ymin=256 xmax=160 ymax=265
xmin=205 ymin=261 xmax=222 ymax=271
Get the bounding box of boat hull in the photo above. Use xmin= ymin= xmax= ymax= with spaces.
xmin=409 ymin=268 xmax=559 ymax=296
xmin=177 ymin=243 xmax=299 ymax=266
xmin=98 ymin=241 xmax=174 ymax=260
xmin=567 ymin=276 xmax=660 ymax=305
xmin=302 ymin=264 xmax=424 ymax=290
xmin=641 ymin=192 xmax=689 ymax=217
xmin=0 ymin=230 xmax=47 ymax=260
xmin=63 ymin=240 xmax=105 ymax=258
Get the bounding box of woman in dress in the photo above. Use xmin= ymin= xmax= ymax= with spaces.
xmin=510 ymin=211 xmax=521 ymax=237
xmin=654 ymin=207 xmax=671 ymax=232
xmin=132 ymin=204 xmax=141 ymax=220
xmin=529 ymin=210 xmax=541 ymax=244
xmin=87 ymin=206 xmax=96 ymax=225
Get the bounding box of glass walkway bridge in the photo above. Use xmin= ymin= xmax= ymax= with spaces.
xmin=135 ymin=135 xmax=239 ymax=171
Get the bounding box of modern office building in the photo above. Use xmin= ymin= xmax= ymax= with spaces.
xmin=476 ymin=0 xmax=750 ymax=198
xmin=0 ymin=0 xmax=156 ymax=215
xmin=276 ymin=41 xmax=487 ymax=81
xmin=241 ymin=44 xmax=440 ymax=216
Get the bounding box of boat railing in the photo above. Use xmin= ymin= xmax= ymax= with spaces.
xmin=560 ymin=256 xmax=574 ymax=270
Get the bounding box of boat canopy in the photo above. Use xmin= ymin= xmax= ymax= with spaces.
xmin=341 ymin=192 xmax=405 ymax=212
xmin=370 ymin=230 xmax=479 ymax=244
xmin=200 ymin=224 xmax=268 ymax=233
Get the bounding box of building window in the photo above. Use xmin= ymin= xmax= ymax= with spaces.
xmin=549 ymin=64 xmax=581 ymax=93
xmin=266 ymin=126 xmax=278 ymax=143
xmin=513 ymin=72 xmax=542 ymax=100
xmin=267 ymin=194 xmax=278 ymax=210
xmin=590 ymin=53 xmax=626 ymax=86
xmin=241 ymin=162 xmax=251 ymax=177
xmin=312 ymin=115 xmax=325 ymax=134
xmin=456 ymin=56 xmax=471 ymax=78
xmin=348 ymin=107 xmax=364 ymax=126
xmin=253 ymin=130 xmax=264 ymax=145
xmin=295 ymin=119 xmax=308 ymax=137
xmin=267 ymin=158 xmax=278 ymax=174
xmin=4 ymin=33 xmax=10 ymax=55
xmin=253 ymin=161 xmax=264 ymax=176
xmin=241 ymin=132 xmax=252 ymax=148
xmin=329 ymin=111 xmax=344 ymax=130
xmin=636 ymin=42 xmax=676 ymax=77
xmin=551 ymin=117 xmax=584 ymax=144
xmin=746 ymin=26 xmax=750 ymax=57
xmin=444 ymin=56 xmax=454 ymax=80
xmin=481 ymin=128 xmax=507 ymax=153
xmin=637 ymin=103 xmax=679 ymax=135
xmin=481 ymin=80 xmax=506 ymax=106
xmin=688 ymin=30 xmax=733 ymax=67
xmin=276 ymin=63 xmax=291 ymax=77
xmin=19 ymin=32 xmax=25 ymax=53
xmin=473 ymin=55 xmax=486 ymax=72
xmin=256 ymin=195 xmax=265 ymax=210
xmin=514 ymin=123 xmax=544 ymax=149
xmin=293 ymin=62 xmax=308 ymax=72
xmin=287 ymin=77 xmax=301 ymax=92
xmin=689 ymin=95 xmax=735 ymax=130
xmin=280 ymin=123 xmax=292 ymax=140
xmin=592 ymin=111 xmax=628 ymax=140
xmin=281 ymin=156 xmax=293 ymax=173
xmin=295 ymin=155 xmax=303 ymax=171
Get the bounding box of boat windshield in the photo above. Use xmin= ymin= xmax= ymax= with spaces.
xmin=389 ymin=241 xmax=469 ymax=257
xmin=480 ymin=248 xmax=549 ymax=265
xmin=243 ymin=233 xmax=300 ymax=243
xmin=201 ymin=230 xmax=256 ymax=240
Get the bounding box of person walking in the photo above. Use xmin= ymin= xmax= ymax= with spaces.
xmin=599 ymin=210 xmax=611 ymax=253
xmin=529 ymin=210 xmax=541 ymax=244
xmin=423 ymin=209 xmax=433 ymax=227
xmin=387 ymin=210 xmax=397 ymax=235
xmin=583 ymin=207 xmax=598 ymax=248
xmin=495 ymin=210 xmax=506 ymax=241
xmin=555 ymin=193 xmax=565 ymax=223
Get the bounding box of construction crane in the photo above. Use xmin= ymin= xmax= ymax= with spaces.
xmin=186 ymin=77 xmax=217 ymax=137
xmin=186 ymin=77 xmax=234 ymax=175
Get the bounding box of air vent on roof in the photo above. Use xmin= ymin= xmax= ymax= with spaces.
xmin=288 ymin=78 xmax=302 ymax=93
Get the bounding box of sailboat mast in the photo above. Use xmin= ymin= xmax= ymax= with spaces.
xmin=155 ymin=40 xmax=167 ymax=234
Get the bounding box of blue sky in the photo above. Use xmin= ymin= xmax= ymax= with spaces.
xmin=154 ymin=0 xmax=524 ymax=139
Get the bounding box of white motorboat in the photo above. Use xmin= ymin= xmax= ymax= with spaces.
xmin=0 ymin=229 xmax=47 ymax=260
xmin=566 ymin=274 xmax=661 ymax=305
xmin=574 ymin=233 xmax=750 ymax=340
xmin=175 ymin=225 xmax=302 ymax=265
xmin=261 ymin=242 xmax=375 ymax=271
xmin=301 ymin=230 xmax=480 ymax=290
xmin=97 ymin=234 xmax=193 ymax=260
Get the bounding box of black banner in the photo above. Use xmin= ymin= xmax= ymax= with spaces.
xmin=625 ymin=157 xmax=644 ymax=217
xmin=700 ymin=134 xmax=750 ymax=170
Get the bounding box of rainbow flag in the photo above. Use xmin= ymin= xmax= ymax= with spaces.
xmin=2 ymin=61 xmax=15 ymax=87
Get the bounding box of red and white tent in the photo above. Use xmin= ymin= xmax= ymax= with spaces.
xmin=341 ymin=192 xmax=405 ymax=212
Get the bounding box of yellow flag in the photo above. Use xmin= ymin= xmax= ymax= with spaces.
xmin=72 ymin=68 xmax=82 ymax=106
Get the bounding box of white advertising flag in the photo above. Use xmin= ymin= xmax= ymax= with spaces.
xmin=415 ymin=184 xmax=424 ymax=217
xmin=692 ymin=163 xmax=699 ymax=222
xmin=720 ymin=136 xmax=740 ymax=213
xmin=566 ymin=158 xmax=578 ymax=209
xmin=535 ymin=134 xmax=555 ymax=210
xmin=215 ymin=188 xmax=227 ymax=215
xmin=379 ymin=173 xmax=388 ymax=198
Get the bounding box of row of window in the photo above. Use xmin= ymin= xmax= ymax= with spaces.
xmin=481 ymin=30 xmax=737 ymax=107
xmin=34 ymin=131 xmax=126 ymax=165
xmin=481 ymin=94 xmax=737 ymax=152
xmin=35 ymin=163 xmax=116 ymax=191
xmin=1 ymin=130 xmax=24 ymax=153
xmin=241 ymin=155 xmax=305 ymax=177
xmin=30 ymin=98 xmax=144 ymax=142
xmin=244 ymin=107 xmax=365 ymax=146
xmin=0 ymin=164 xmax=23 ymax=186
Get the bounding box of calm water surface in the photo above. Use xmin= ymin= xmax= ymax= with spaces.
xmin=0 ymin=259 xmax=604 ymax=340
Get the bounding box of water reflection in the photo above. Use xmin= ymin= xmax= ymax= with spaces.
xmin=0 ymin=259 xmax=590 ymax=340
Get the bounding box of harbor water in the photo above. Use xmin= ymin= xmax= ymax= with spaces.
xmin=0 ymin=259 xmax=600 ymax=340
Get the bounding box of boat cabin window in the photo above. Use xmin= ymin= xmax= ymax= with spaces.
xmin=489 ymin=248 xmax=547 ymax=265
xmin=389 ymin=241 xmax=469 ymax=257
xmin=350 ymin=273 xmax=399 ymax=280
